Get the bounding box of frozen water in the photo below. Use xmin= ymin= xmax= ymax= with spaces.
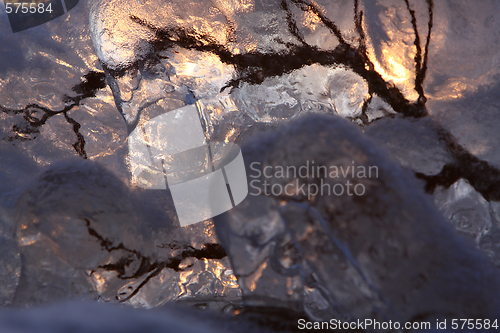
xmin=434 ymin=179 xmax=491 ymax=243
xmin=479 ymin=202 xmax=500 ymax=268
xmin=88 ymin=0 xmax=374 ymax=134
xmin=365 ymin=116 xmax=454 ymax=176
xmin=231 ymin=65 xmax=369 ymax=122
xmin=215 ymin=114 xmax=500 ymax=322
xmin=89 ymin=0 xmax=357 ymax=70
xmin=0 ymin=237 xmax=21 ymax=306
xmin=428 ymin=83 xmax=500 ymax=170
xmin=1 ymin=0 xmax=500 ymax=330
xmin=0 ymin=0 xmax=241 ymax=312
xmin=214 ymin=189 xmax=305 ymax=310
xmin=12 ymin=160 xmax=240 ymax=308
xmin=13 ymin=160 xmax=143 ymax=306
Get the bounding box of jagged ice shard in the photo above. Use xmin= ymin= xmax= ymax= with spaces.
xmin=1 ymin=0 xmax=500 ymax=331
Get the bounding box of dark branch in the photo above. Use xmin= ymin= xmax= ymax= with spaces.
xmin=1 ymin=71 xmax=106 ymax=157
xmin=418 ymin=0 xmax=434 ymax=103
xmin=354 ymin=0 xmax=366 ymax=53
xmin=416 ymin=127 xmax=500 ymax=202
xmin=405 ymin=0 xmax=434 ymax=105
xmin=280 ymin=0 xmax=306 ymax=45
xmin=130 ymin=15 xmax=426 ymax=118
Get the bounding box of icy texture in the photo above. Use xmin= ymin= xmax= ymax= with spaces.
xmin=0 ymin=0 xmax=241 ymax=311
xmin=89 ymin=0 xmax=356 ymax=69
xmin=214 ymin=189 xmax=305 ymax=310
xmin=479 ymin=202 xmax=500 ymax=268
xmin=365 ymin=117 xmax=454 ymax=176
xmin=0 ymin=0 xmax=129 ymax=180
xmin=13 ymin=160 xmax=142 ymax=306
xmin=423 ymin=1 xmax=500 ymax=102
xmin=1 ymin=0 xmax=500 ymax=330
xmin=232 ymin=65 xmax=368 ymax=122
xmin=428 ymin=84 xmax=500 ymax=170
xmin=0 ymin=237 xmax=21 ymax=306
xmin=215 ymin=114 xmax=500 ymax=322
xmin=434 ymin=179 xmax=491 ymax=243
xmin=88 ymin=0 xmax=372 ymax=133
xmin=13 ymin=160 xmax=240 ymax=308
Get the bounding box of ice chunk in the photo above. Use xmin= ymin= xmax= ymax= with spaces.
xmin=215 ymin=114 xmax=500 ymax=322
xmin=362 ymin=94 xmax=397 ymax=123
xmin=434 ymin=179 xmax=492 ymax=242
xmin=214 ymin=192 xmax=305 ymax=311
xmin=3 ymin=0 xmax=500 ymax=324
xmin=231 ymin=65 xmax=368 ymax=123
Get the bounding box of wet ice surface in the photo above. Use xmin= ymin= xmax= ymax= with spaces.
xmin=1 ymin=0 xmax=500 ymax=331
xmin=11 ymin=159 xmax=241 ymax=309
xmin=216 ymin=115 xmax=500 ymax=322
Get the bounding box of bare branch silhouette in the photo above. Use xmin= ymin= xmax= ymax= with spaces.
xmin=405 ymin=0 xmax=434 ymax=104
xmin=353 ymin=0 xmax=366 ymax=53
xmin=280 ymin=0 xmax=306 ymax=45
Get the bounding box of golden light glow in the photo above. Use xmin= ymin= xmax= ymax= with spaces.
xmin=431 ymin=80 xmax=475 ymax=101
xmin=302 ymin=10 xmax=321 ymax=31
xmin=38 ymin=52 xmax=74 ymax=70
xmin=247 ymin=261 xmax=267 ymax=292
xmin=18 ymin=234 xmax=40 ymax=246
xmin=367 ymin=43 xmax=419 ymax=102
